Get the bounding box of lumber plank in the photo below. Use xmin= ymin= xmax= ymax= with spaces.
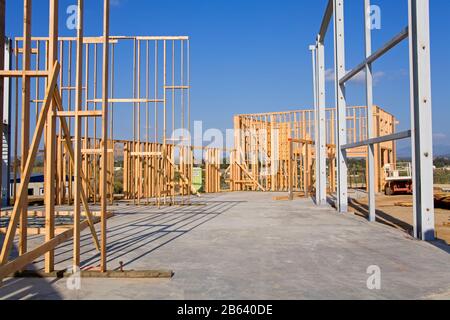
xmin=0 ymin=62 xmax=60 ymax=266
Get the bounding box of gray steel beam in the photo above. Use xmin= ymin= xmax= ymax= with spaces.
xmin=333 ymin=0 xmax=348 ymax=213
xmin=408 ymin=0 xmax=435 ymax=241
xmin=310 ymin=45 xmax=317 ymax=111
xmin=364 ymin=0 xmax=376 ymax=222
xmin=316 ymin=42 xmax=327 ymax=205
xmin=341 ymin=130 xmax=411 ymax=150
xmin=310 ymin=45 xmax=320 ymax=203
xmin=319 ymin=0 xmax=333 ymax=43
xmin=340 ymin=27 xmax=409 ymax=85
xmin=0 ymin=0 xmax=4 ymax=208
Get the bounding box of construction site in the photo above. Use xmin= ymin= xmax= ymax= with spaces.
xmin=0 ymin=0 xmax=449 ymax=300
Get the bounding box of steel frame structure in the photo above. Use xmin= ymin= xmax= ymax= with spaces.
xmin=312 ymin=0 xmax=435 ymax=240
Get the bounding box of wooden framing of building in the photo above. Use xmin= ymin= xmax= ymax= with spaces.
xmin=0 ymin=0 xmax=400 ymax=282
xmin=231 ymin=106 xmax=397 ymax=194
xmin=0 ymin=0 xmax=227 ymax=281
xmin=11 ymin=34 xmax=191 ymax=207
xmin=0 ymin=0 xmax=111 ymax=281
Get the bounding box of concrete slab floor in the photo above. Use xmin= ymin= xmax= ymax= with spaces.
xmin=1 ymin=192 xmax=450 ymax=300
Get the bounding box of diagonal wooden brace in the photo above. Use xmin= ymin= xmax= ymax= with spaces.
xmin=53 ymin=90 xmax=100 ymax=251
xmin=0 ymin=62 xmax=60 ymax=265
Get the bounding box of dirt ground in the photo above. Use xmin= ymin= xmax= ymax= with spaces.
xmin=349 ymin=192 xmax=450 ymax=245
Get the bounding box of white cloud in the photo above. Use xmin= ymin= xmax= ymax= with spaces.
xmin=325 ymin=68 xmax=385 ymax=85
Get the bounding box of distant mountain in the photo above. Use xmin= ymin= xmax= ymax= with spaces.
xmin=396 ymin=145 xmax=411 ymax=159
xmin=433 ymin=145 xmax=450 ymax=158
xmin=396 ymin=143 xmax=450 ymax=160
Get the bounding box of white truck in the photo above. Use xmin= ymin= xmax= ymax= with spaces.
xmin=383 ymin=163 xmax=413 ymax=196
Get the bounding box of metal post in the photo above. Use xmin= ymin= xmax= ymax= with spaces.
xmin=333 ymin=0 xmax=348 ymax=213
xmin=0 ymin=0 xmax=4 ymax=210
xmin=1 ymin=39 xmax=11 ymax=208
xmin=310 ymin=46 xmax=317 ymax=113
xmin=310 ymin=45 xmax=320 ymax=203
xmin=364 ymin=0 xmax=376 ymax=222
xmin=316 ymin=40 xmax=327 ymax=205
xmin=408 ymin=0 xmax=435 ymax=241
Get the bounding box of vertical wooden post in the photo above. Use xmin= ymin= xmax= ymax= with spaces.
xmin=56 ymin=40 xmax=63 ymax=205
xmin=270 ymin=115 xmax=276 ymax=191
xmin=288 ymin=139 xmax=293 ymax=200
xmin=83 ymin=43 xmax=90 ymax=200
xmin=100 ymin=0 xmax=110 ymax=272
xmin=137 ymin=40 xmax=141 ymax=205
xmin=67 ymin=41 xmax=73 ymax=205
xmin=44 ymin=0 xmax=58 ymax=273
xmin=20 ymin=0 xmax=32 ymax=256
xmin=233 ymin=116 xmax=242 ymax=191
xmin=93 ymin=43 xmax=98 ymax=204
xmin=13 ymin=40 xmax=18 ymax=204
xmin=73 ymin=0 xmax=84 ymax=269
xmin=110 ymin=44 xmax=115 ymax=204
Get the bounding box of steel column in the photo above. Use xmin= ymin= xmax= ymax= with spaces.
xmin=364 ymin=0 xmax=376 ymax=222
xmin=315 ymin=41 xmax=327 ymax=205
xmin=408 ymin=0 xmax=435 ymax=241
xmin=333 ymin=0 xmax=348 ymax=213
xmin=310 ymin=45 xmax=319 ymax=203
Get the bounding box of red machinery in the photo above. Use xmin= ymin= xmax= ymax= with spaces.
xmin=383 ymin=163 xmax=413 ymax=196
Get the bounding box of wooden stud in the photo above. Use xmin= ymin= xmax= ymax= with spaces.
xmin=44 ymin=0 xmax=58 ymax=273
xmin=100 ymin=0 xmax=110 ymax=272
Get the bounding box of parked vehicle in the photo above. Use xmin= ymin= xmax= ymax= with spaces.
xmin=383 ymin=163 xmax=413 ymax=196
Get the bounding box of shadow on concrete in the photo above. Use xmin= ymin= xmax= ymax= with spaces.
xmin=326 ymin=195 xmax=337 ymax=208
xmin=0 ymin=233 xmax=63 ymax=300
xmin=348 ymin=198 xmax=414 ymax=234
xmin=429 ymin=240 xmax=450 ymax=254
xmin=348 ymin=198 xmax=450 ymax=255
xmin=45 ymin=200 xmax=241 ymax=270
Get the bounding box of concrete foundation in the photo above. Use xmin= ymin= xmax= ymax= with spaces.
xmin=1 ymin=192 xmax=450 ymax=300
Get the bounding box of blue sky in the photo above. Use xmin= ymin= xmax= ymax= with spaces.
xmin=5 ymin=0 xmax=450 ymax=155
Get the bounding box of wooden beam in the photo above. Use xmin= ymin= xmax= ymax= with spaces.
xmin=0 ymin=62 xmax=60 ymax=266
xmin=73 ymin=0 xmax=84 ymax=268
xmin=15 ymin=36 xmax=119 ymax=44
xmin=44 ymin=0 xmax=59 ymax=274
xmin=0 ymin=217 xmax=96 ymax=280
xmin=15 ymin=47 xmax=39 ymax=54
xmin=87 ymin=98 xmax=164 ymax=104
xmin=166 ymin=156 xmax=200 ymax=196
xmin=130 ymin=151 xmax=162 ymax=157
xmin=100 ymin=0 xmax=110 ymax=272
xmin=53 ymin=90 xmax=100 ymax=251
xmin=56 ymin=110 xmax=103 ymax=117
xmin=20 ymin=0 xmax=33 ymax=257
xmin=13 ymin=269 xmax=173 ymax=279
xmin=82 ymin=148 xmax=114 ymax=154
xmin=235 ymin=162 xmax=266 ymax=192
xmin=0 ymin=70 xmax=49 ymax=77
